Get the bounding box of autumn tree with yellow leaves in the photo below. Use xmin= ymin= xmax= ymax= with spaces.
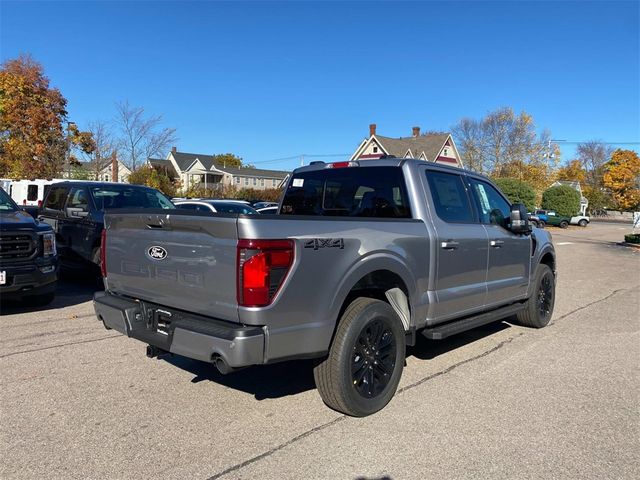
xmin=0 ymin=55 xmax=94 ymax=178
xmin=603 ymin=149 xmax=640 ymax=210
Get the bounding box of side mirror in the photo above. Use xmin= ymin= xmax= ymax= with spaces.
xmin=509 ymin=203 xmax=532 ymax=235
xmin=66 ymin=207 xmax=89 ymax=219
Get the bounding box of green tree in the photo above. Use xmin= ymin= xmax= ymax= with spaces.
xmin=128 ymin=165 xmax=177 ymax=197
xmin=0 ymin=55 xmax=94 ymax=178
xmin=541 ymin=185 xmax=581 ymax=217
xmin=603 ymin=149 xmax=640 ymax=210
xmin=212 ymin=153 xmax=243 ymax=168
xmin=493 ymin=178 xmax=536 ymax=211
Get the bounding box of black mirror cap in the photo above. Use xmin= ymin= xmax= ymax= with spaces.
xmin=510 ymin=203 xmax=532 ymax=234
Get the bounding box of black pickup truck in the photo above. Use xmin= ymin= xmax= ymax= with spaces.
xmin=0 ymin=188 xmax=58 ymax=305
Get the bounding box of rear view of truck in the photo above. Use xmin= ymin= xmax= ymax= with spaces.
xmin=95 ymin=160 xmax=426 ymax=416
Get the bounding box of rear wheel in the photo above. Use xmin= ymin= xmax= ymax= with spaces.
xmin=313 ymin=297 xmax=405 ymax=417
xmin=559 ymin=220 xmax=569 ymax=229
xmin=515 ymin=264 xmax=555 ymax=328
xmin=578 ymin=219 xmax=588 ymax=227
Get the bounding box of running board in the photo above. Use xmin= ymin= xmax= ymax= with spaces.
xmin=422 ymin=303 xmax=526 ymax=340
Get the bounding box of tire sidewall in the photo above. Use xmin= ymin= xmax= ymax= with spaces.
xmin=336 ymin=301 xmax=405 ymax=417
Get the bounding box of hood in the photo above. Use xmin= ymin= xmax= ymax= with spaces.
xmin=0 ymin=209 xmax=38 ymax=230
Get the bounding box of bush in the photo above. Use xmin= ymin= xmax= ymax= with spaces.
xmin=180 ymin=184 xmax=283 ymax=202
xmin=624 ymin=233 xmax=640 ymax=244
xmin=541 ymin=185 xmax=581 ymax=217
xmin=493 ymin=178 xmax=536 ymax=212
xmin=129 ymin=166 xmax=178 ymax=197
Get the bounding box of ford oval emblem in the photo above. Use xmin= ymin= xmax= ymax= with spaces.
xmin=147 ymin=246 xmax=167 ymax=260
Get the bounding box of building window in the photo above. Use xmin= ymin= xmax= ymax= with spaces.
xmin=443 ymin=148 xmax=449 ymax=156
xmin=235 ymin=177 xmax=240 ymax=184
xmin=253 ymin=178 xmax=257 ymax=186
xmin=373 ymin=146 xmax=378 ymax=153
xmin=244 ymin=177 xmax=249 ymax=186
xmin=104 ymin=175 xmax=109 ymax=182
xmin=260 ymin=179 xmax=265 ymax=187
xmin=272 ymin=179 xmax=277 ymax=187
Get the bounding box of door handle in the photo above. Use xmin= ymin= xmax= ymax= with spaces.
xmin=490 ymin=240 xmax=504 ymax=248
xmin=441 ymin=240 xmax=459 ymax=250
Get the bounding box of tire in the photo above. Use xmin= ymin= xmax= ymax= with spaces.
xmin=28 ymin=292 xmax=55 ymax=306
xmin=515 ymin=264 xmax=555 ymax=328
xmin=530 ymin=220 xmax=538 ymax=228
xmin=539 ymin=220 xmax=546 ymax=228
xmin=313 ymin=297 xmax=405 ymax=417
xmin=559 ymin=220 xmax=569 ymax=229
xmin=578 ymin=219 xmax=588 ymax=227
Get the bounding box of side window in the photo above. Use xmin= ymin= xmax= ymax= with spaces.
xmin=176 ymin=203 xmax=198 ymax=210
xmin=425 ymin=171 xmax=474 ymax=223
xmin=196 ymin=205 xmax=212 ymax=213
xmin=67 ymin=187 xmax=90 ymax=212
xmin=27 ymin=184 xmax=38 ymax=201
xmin=44 ymin=187 xmax=68 ymax=212
xmin=469 ymin=179 xmax=511 ymax=226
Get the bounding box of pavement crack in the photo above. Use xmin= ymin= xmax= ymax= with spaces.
xmin=551 ymin=286 xmax=638 ymax=325
xmin=206 ymin=415 xmax=347 ymax=480
xmin=0 ymin=334 xmax=121 ymax=359
xmin=397 ymin=333 xmax=523 ymax=395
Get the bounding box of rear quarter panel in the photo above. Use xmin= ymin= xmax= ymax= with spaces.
xmin=237 ymin=216 xmax=430 ymax=361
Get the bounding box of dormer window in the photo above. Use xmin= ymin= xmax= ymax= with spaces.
xmin=443 ymin=148 xmax=449 ymax=156
xmin=373 ymin=146 xmax=378 ymax=153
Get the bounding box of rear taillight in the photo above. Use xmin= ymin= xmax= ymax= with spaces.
xmin=329 ymin=161 xmax=358 ymax=168
xmin=22 ymin=199 xmax=26 ymax=205
xmin=237 ymin=239 xmax=294 ymax=307
xmin=100 ymin=229 xmax=107 ymax=278
xmin=37 ymin=200 xmax=42 ymax=208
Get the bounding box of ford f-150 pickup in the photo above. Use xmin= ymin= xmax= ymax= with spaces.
xmin=94 ymin=159 xmax=556 ymax=416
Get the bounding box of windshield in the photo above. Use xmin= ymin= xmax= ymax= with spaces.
xmin=91 ymin=186 xmax=175 ymax=210
xmin=0 ymin=188 xmax=18 ymax=212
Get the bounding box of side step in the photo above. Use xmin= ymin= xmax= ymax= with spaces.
xmin=422 ymin=303 xmax=525 ymax=340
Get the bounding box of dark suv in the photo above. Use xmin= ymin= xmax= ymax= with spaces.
xmin=39 ymin=182 xmax=174 ymax=270
xmin=0 ymin=188 xmax=58 ymax=305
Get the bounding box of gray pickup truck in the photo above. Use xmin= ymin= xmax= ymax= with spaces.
xmin=94 ymin=159 xmax=555 ymax=416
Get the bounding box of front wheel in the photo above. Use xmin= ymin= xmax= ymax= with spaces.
xmin=559 ymin=220 xmax=569 ymax=229
xmin=515 ymin=264 xmax=555 ymax=328
xmin=578 ymin=219 xmax=588 ymax=227
xmin=313 ymin=297 xmax=405 ymax=417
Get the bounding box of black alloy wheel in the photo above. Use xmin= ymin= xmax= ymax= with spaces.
xmin=351 ymin=319 xmax=397 ymax=398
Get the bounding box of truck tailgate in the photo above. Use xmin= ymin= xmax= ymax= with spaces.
xmin=104 ymin=211 xmax=239 ymax=323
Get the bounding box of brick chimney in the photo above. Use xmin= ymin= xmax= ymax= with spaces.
xmin=171 ymin=146 xmax=177 ymax=154
xmin=369 ymin=124 xmax=377 ymax=137
xmin=111 ymin=151 xmax=118 ymax=183
xmin=412 ymin=126 xmax=420 ymax=137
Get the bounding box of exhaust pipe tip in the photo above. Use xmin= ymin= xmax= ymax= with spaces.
xmin=213 ymin=355 xmax=234 ymax=375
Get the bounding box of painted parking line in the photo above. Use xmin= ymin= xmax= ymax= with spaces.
xmin=556 ymin=242 xmax=575 ymax=245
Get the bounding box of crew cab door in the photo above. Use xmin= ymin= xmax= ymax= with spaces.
xmin=58 ymin=186 xmax=96 ymax=263
xmin=467 ymin=177 xmax=531 ymax=307
xmin=422 ymin=169 xmax=488 ymax=321
xmin=40 ymin=185 xmax=70 ymax=252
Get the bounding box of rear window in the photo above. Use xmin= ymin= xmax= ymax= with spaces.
xmin=280 ymin=166 xmax=411 ymax=218
xmin=91 ymin=186 xmax=175 ymax=210
xmin=27 ymin=184 xmax=38 ymax=201
xmin=44 ymin=186 xmax=69 ymax=211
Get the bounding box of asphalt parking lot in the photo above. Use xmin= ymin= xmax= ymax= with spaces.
xmin=1 ymin=223 xmax=639 ymax=480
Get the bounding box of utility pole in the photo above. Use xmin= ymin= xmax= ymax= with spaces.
xmin=300 ymin=154 xmax=305 ymax=167
xmin=65 ymin=121 xmax=76 ymax=178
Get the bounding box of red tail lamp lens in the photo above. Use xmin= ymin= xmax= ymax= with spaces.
xmin=237 ymin=239 xmax=294 ymax=307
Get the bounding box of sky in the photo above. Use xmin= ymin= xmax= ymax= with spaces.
xmin=1 ymin=0 xmax=639 ymax=171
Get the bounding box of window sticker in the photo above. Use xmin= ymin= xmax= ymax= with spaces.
xmin=292 ymin=178 xmax=304 ymax=187
xmin=477 ymin=184 xmax=491 ymax=213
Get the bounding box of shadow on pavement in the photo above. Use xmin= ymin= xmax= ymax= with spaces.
xmin=163 ymin=355 xmax=317 ymax=400
xmin=408 ymin=320 xmax=512 ymax=361
xmin=161 ymin=320 xmax=512 ymax=401
xmin=0 ymin=270 xmax=102 ymax=315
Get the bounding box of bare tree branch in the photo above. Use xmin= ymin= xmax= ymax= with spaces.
xmin=114 ymin=100 xmax=177 ymax=170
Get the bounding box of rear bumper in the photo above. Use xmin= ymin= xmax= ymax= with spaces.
xmin=93 ymin=292 xmax=265 ymax=368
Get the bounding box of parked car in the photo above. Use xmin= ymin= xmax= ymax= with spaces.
xmin=570 ymin=214 xmax=590 ymax=227
xmin=39 ymin=181 xmax=174 ymax=271
xmin=537 ymin=210 xmax=571 ymax=228
xmin=528 ymin=214 xmax=543 ymax=228
xmin=256 ymin=206 xmax=279 ymax=214
xmin=95 ymin=159 xmax=556 ymax=417
xmin=174 ymin=200 xmax=258 ymax=215
xmin=253 ymin=201 xmax=278 ymax=210
xmin=0 ymin=187 xmax=58 ymax=305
